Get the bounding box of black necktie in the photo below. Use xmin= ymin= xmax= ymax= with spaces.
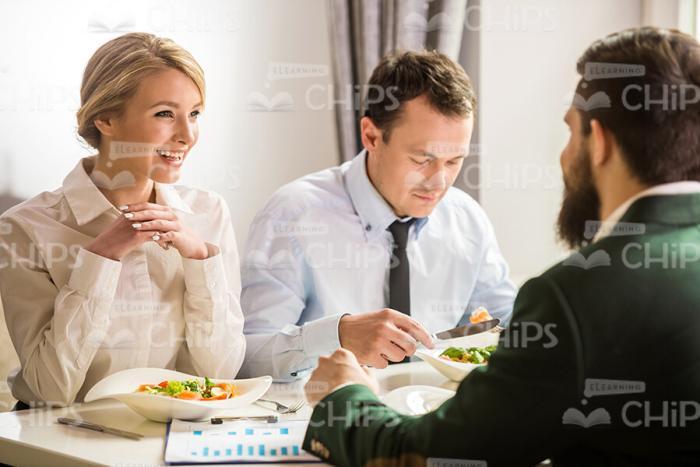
xmin=388 ymin=219 xmax=414 ymax=316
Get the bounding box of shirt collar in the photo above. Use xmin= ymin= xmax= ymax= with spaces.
xmin=63 ymin=156 xmax=118 ymax=226
xmin=593 ymin=181 xmax=700 ymax=242
xmin=344 ymin=150 xmax=428 ymax=240
xmin=155 ymin=183 xmax=194 ymax=214
xmin=63 ymin=156 xmax=193 ymax=226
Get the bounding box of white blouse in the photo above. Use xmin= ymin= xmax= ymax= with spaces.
xmin=0 ymin=156 xmax=246 ymax=406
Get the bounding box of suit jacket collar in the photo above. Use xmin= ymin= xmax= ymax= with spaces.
xmin=619 ymin=192 xmax=700 ymax=227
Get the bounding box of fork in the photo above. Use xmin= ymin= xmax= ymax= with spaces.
xmin=255 ymin=398 xmax=306 ymax=414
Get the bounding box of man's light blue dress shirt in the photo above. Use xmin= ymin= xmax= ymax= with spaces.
xmin=240 ymin=151 xmax=516 ymax=380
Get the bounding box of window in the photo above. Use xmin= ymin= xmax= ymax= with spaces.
xmin=678 ymin=0 xmax=698 ymax=36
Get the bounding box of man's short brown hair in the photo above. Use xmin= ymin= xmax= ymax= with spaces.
xmin=364 ymin=50 xmax=476 ymax=142
xmin=575 ymin=27 xmax=700 ymax=184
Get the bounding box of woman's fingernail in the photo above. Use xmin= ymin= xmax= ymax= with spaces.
xmin=131 ymin=223 xmax=142 ymax=229
xmin=152 ymin=234 xmax=161 ymax=242
xmin=123 ymin=212 xmax=134 ymax=219
xmin=118 ymin=205 xmax=129 ymax=211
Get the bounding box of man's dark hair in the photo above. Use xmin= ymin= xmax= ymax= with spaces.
xmin=575 ymin=27 xmax=700 ymax=184
xmin=364 ymin=50 xmax=476 ymax=142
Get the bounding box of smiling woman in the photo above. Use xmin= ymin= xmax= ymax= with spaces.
xmin=0 ymin=33 xmax=246 ymax=409
xmin=77 ymin=32 xmax=205 ymax=193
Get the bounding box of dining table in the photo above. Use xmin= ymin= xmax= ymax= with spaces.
xmin=0 ymin=361 xmax=458 ymax=466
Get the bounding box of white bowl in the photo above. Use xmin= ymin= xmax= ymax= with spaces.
xmin=381 ymin=385 xmax=455 ymax=415
xmin=84 ymin=368 xmax=273 ymax=422
xmin=415 ymin=331 xmax=500 ymax=382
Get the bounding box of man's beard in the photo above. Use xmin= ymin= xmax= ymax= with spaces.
xmin=556 ymin=145 xmax=601 ymax=250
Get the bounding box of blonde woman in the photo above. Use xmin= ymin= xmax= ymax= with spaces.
xmin=0 ymin=33 xmax=245 ymax=409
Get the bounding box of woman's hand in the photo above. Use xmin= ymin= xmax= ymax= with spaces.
xmin=86 ymin=203 xmax=209 ymax=261
xmin=120 ymin=202 xmax=210 ymax=260
xmin=84 ymin=202 xmax=166 ymax=261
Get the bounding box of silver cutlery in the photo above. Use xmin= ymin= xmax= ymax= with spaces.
xmin=57 ymin=417 xmax=143 ymax=440
xmin=255 ymin=398 xmax=306 ymax=414
xmin=431 ymin=319 xmax=502 ymax=340
xmin=413 ymin=319 xmax=502 ymax=352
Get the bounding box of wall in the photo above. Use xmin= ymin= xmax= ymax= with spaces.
xmin=478 ymin=0 xmax=644 ymax=284
xmin=0 ymin=0 xmax=339 ymax=246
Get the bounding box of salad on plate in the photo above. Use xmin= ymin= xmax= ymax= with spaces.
xmin=136 ymin=377 xmax=235 ymax=401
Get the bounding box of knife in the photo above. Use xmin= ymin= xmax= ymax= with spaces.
xmin=57 ymin=417 xmax=143 ymax=440
xmin=432 ymin=319 xmax=502 ymax=340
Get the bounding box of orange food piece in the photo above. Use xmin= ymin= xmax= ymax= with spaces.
xmin=217 ymin=383 xmax=235 ymax=394
xmin=205 ymin=392 xmax=229 ymax=401
xmin=469 ymin=308 xmax=493 ymax=324
xmin=158 ymin=380 xmax=168 ymax=388
xmin=176 ymin=391 xmax=201 ymax=400
xmin=202 ymin=383 xmax=235 ymax=401
xmin=137 ymin=384 xmax=152 ymax=392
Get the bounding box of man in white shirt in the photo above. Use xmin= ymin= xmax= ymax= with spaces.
xmin=240 ymin=50 xmax=516 ymax=380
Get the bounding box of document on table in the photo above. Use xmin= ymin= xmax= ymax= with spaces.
xmin=164 ymin=419 xmax=321 ymax=464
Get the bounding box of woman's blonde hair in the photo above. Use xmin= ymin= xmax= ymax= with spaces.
xmin=76 ymin=32 xmax=205 ymax=149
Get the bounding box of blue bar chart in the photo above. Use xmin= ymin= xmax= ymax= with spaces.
xmin=165 ymin=419 xmax=319 ymax=463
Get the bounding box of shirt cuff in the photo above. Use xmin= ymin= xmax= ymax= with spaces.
xmin=68 ymin=247 xmax=122 ymax=299
xmin=301 ymin=313 xmax=345 ymax=357
xmin=181 ymin=247 xmax=227 ymax=298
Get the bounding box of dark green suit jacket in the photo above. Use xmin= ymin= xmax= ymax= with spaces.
xmin=303 ymin=193 xmax=700 ymax=466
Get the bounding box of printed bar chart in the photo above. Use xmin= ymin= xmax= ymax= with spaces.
xmin=165 ymin=419 xmax=319 ymax=463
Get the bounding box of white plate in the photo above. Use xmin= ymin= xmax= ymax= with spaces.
xmin=381 ymin=385 xmax=455 ymax=416
xmin=415 ymin=331 xmax=500 ymax=382
xmin=84 ymin=368 xmax=273 ymax=422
